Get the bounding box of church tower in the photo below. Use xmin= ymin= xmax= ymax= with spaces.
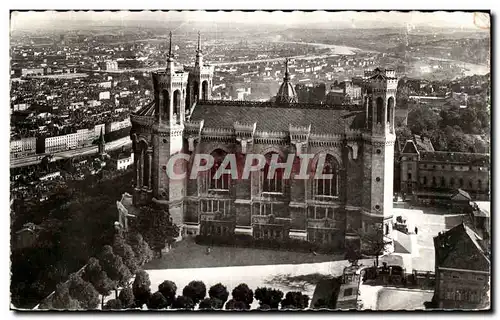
xmin=361 ymin=68 xmax=397 ymax=252
xmin=187 ymin=32 xmax=214 ymax=110
xmin=144 ymin=32 xmax=188 ymax=227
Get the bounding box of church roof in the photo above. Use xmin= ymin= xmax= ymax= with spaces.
xmin=434 ymin=223 xmax=489 ymax=272
xmin=190 ymin=101 xmax=365 ymax=134
xmin=420 ymin=151 xmax=490 ymax=165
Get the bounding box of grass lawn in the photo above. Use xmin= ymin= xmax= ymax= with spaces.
xmin=376 ymin=288 xmax=434 ymax=310
xmin=144 ymin=236 xmax=346 ymax=270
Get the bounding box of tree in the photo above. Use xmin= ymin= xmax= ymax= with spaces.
xmin=113 ymin=233 xmax=139 ymax=274
xmin=231 ymin=283 xmax=253 ymax=309
xmin=132 ymin=270 xmax=151 ymax=308
xmin=182 ymin=280 xmax=207 ymax=305
xmin=67 ymin=273 xmax=100 ymax=309
xmin=136 ymin=206 xmax=180 ymax=257
xmin=225 ymin=299 xmax=248 ymax=310
xmin=208 ymin=283 xmax=229 ymax=304
xmin=254 ymin=287 xmax=284 ymax=309
xmin=345 ymin=246 xmax=362 ymax=267
xmin=147 ymin=291 xmax=168 ymax=310
xmin=199 ymin=297 xmax=224 ymax=310
xmin=158 ymin=280 xmax=177 ymax=307
xmin=48 ymin=282 xmax=81 ymax=310
xmin=118 ymin=287 xmax=135 ymax=309
xmin=281 ymin=291 xmax=310 ymax=310
xmin=172 ymin=296 xmax=195 ymax=310
xmin=408 ymin=105 xmax=440 ymax=135
xmin=99 ymin=245 xmax=132 ymax=295
xmin=127 ymin=232 xmax=154 ymax=266
xmin=82 ymin=257 xmax=117 ymax=307
xmin=103 ymin=299 xmax=123 ymax=310
xmin=357 ymin=224 xmax=392 ymax=267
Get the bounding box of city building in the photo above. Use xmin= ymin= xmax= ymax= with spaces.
xmin=10 ymin=137 xmax=36 ymax=159
xmin=129 ymin=33 xmax=398 ymax=252
xmin=399 ymin=140 xmax=490 ymax=202
xmin=433 ymin=223 xmax=490 ymax=309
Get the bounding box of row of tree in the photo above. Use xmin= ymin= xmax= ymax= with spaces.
xmin=38 ymin=232 xmax=153 ymax=310
xmin=104 ymin=275 xmax=310 ymax=310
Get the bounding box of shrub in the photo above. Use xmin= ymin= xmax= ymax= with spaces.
xmin=147 ymin=291 xmax=168 ymax=310
xmin=254 ymin=287 xmax=284 ymax=309
xmin=172 ymin=296 xmax=195 ymax=310
xmin=103 ymin=299 xmax=122 ymax=310
xmin=231 ymin=283 xmax=253 ymax=308
xmin=208 ymin=283 xmax=229 ymax=304
xmin=158 ymin=280 xmax=177 ymax=306
xmin=182 ymin=281 xmax=206 ymax=305
xmin=198 ymin=297 xmax=224 ymax=310
xmin=281 ymin=291 xmax=310 ymax=310
xmin=118 ymin=287 xmax=135 ymax=309
xmin=225 ymin=299 xmax=248 ymax=310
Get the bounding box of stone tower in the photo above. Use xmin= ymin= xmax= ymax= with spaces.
xmin=187 ymin=32 xmax=214 ymax=109
xmin=361 ymin=68 xmax=397 ymax=252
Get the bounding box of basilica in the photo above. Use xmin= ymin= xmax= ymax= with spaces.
xmin=129 ymin=33 xmax=398 ymax=252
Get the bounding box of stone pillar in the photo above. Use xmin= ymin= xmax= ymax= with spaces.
xmin=147 ymin=149 xmax=153 ymax=189
xmin=139 ymin=151 xmax=144 ymax=187
xmin=135 ymin=155 xmax=140 ymax=188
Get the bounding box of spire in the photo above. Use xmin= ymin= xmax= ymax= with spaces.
xmin=197 ymin=31 xmax=202 ymax=54
xmin=195 ymin=31 xmax=203 ymax=67
xmin=99 ymin=127 xmax=105 ymax=143
xmin=284 ymin=58 xmax=291 ymax=81
xmin=167 ymin=31 xmax=173 ymax=62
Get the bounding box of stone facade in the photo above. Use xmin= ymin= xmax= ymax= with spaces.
xmin=129 ymin=38 xmax=397 ymax=253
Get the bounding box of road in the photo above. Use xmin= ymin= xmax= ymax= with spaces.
xmin=10 ymin=136 xmax=132 ymax=169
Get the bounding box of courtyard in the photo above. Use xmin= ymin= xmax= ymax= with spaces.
xmin=392 ymin=205 xmax=467 ymax=271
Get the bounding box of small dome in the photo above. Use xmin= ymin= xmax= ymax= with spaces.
xmin=276 ymin=81 xmax=298 ymax=104
xmin=275 ymin=58 xmax=297 ymax=104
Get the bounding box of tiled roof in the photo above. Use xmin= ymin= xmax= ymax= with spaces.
xmin=190 ymin=101 xmax=366 ymax=134
xmin=433 ymin=223 xmax=490 ymax=272
xmin=136 ymin=101 xmax=155 ymax=116
xmin=413 ymin=134 xmax=434 ymax=152
xmin=420 ymin=151 xmax=490 ymax=165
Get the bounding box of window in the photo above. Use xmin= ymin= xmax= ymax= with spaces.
xmin=312 ymin=207 xmax=334 ymax=220
xmin=209 ymin=149 xmax=230 ymax=191
xmin=432 ymin=176 xmax=437 ymax=187
xmin=478 ymin=180 xmax=482 ymax=190
xmin=407 ymin=163 xmax=413 ymax=170
xmin=343 ymin=288 xmax=354 ymax=297
xmin=407 ymin=173 xmax=412 ymax=180
xmin=262 ymin=152 xmax=284 ymax=193
xmin=459 ymin=178 xmax=464 ymax=188
xmin=314 ymin=154 xmax=339 ymax=198
xmin=423 ymin=176 xmax=427 ymax=185
xmin=468 ymin=180 xmax=473 ymax=189
xmin=450 ymin=178 xmax=455 ymax=187
xmin=201 ymin=200 xmax=228 ymax=214
xmin=260 ymin=203 xmax=274 ymax=215
xmin=441 ymin=177 xmax=445 ymax=187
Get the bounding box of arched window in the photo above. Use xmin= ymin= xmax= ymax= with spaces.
xmin=173 ymin=90 xmax=181 ymax=122
xmin=202 ymin=80 xmax=209 ymax=100
xmin=440 ymin=176 xmax=445 ymax=187
xmin=450 ymin=177 xmax=455 ymax=187
xmin=209 ymin=149 xmax=230 ymax=191
xmin=367 ymin=97 xmax=373 ymax=124
xmin=162 ymin=89 xmax=170 ymax=113
xmin=468 ymin=180 xmax=473 ymax=189
xmin=262 ymin=152 xmax=284 ymax=193
xmin=314 ymin=154 xmax=339 ymax=198
xmin=423 ymin=176 xmax=427 ymax=185
xmin=387 ymin=97 xmax=394 ymax=123
xmin=376 ymin=97 xmax=384 ymax=124
xmin=193 ymin=82 xmax=199 ymax=103
xmin=432 ymin=176 xmax=436 ymax=187
xmin=478 ymin=179 xmax=482 ymax=190
xmin=459 ymin=178 xmax=464 ymax=188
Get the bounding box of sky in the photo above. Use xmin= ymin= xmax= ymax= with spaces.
xmin=10 ymin=11 xmax=489 ymax=31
